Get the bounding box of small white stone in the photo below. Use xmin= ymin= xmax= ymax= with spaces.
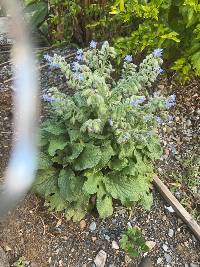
xmin=94 ymin=250 xmax=107 ymax=267
xmin=145 ymin=241 xmax=156 ymax=251
xmin=157 ymin=258 xmax=163 ymax=264
xmin=89 ymin=222 xmax=96 ymax=232
xmin=168 ymin=229 xmax=174 ymax=237
xmin=162 ymin=244 xmax=168 ymax=252
xmin=164 ymin=206 xmax=175 ymax=213
xmin=112 ymin=240 xmax=119 ymax=250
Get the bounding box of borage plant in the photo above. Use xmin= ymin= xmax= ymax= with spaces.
xmin=33 ymin=42 xmax=175 ymax=221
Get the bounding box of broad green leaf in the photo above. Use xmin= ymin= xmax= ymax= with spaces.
xmin=96 ymin=184 xmax=113 ymax=218
xmin=58 ymin=168 xmax=84 ymax=201
xmin=38 ymin=152 xmax=52 ymax=170
xmin=48 ymin=136 xmax=68 ymax=156
xmin=73 ymin=144 xmax=101 ymax=170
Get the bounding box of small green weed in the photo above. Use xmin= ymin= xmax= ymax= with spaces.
xmin=13 ymin=257 xmax=26 ymax=267
xmin=120 ymin=226 xmax=149 ymax=257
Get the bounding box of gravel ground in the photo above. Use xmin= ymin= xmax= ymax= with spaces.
xmin=0 ymin=47 xmax=199 ymax=267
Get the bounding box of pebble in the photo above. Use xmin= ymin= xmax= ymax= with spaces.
xmin=190 ymin=264 xmax=199 ymax=267
xmin=145 ymin=241 xmax=156 ymax=250
xmin=164 ymin=206 xmax=175 ymax=213
xmin=89 ymin=222 xmax=97 ymax=232
xmin=94 ymin=250 xmax=107 ymax=267
xmin=112 ymin=240 xmax=119 ymax=250
xmin=157 ymin=258 xmax=163 ymax=264
xmin=164 ymin=253 xmax=172 ymax=263
xmin=162 ymin=244 xmax=168 ymax=252
xmin=80 ymin=220 xmax=86 ymax=229
xmin=168 ymin=229 xmax=174 ymax=237
xmin=104 ymin=235 xmax=110 ymax=241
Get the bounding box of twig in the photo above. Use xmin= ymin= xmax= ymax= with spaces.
xmin=39 ymin=216 xmax=46 ymax=236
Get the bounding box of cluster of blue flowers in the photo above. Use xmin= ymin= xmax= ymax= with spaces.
xmin=124 ymin=55 xmax=133 ymax=63
xmin=76 ymin=49 xmax=84 ymax=61
xmin=42 ymin=94 xmax=56 ymax=103
xmin=156 ymin=116 xmax=163 ymax=125
xmin=152 ymin=48 xmax=163 ymax=57
xmin=130 ymin=96 xmax=146 ymax=106
xmin=44 ymin=54 xmax=60 ymax=69
xmin=165 ymin=94 xmax=176 ymax=109
xmin=90 ymin=40 xmax=97 ymax=49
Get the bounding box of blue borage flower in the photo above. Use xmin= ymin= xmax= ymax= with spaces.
xmin=74 ymin=73 xmax=84 ymax=81
xmin=156 ymin=116 xmax=163 ymax=124
xmin=72 ymin=61 xmax=80 ymax=72
xmin=44 ymin=53 xmax=60 ymax=69
xmin=154 ymin=66 xmax=164 ymax=75
xmin=76 ymin=49 xmax=84 ymax=61
xmin=152 ymin=48 xmax=163 ymax=57
xmin=90 ymin=40 xmax=97 ymax=49
xmin=124 ymin=55 xmax=133 ymax=63
xmin=42 ymin=94 xmax=57 ymax=103
xmin=77 ymin=49 xmax=83 ymax=55
xmin=165 ymin=94 xmax=176 ymax=109
xmin=130 ymin=96 xmax=146 ymax=106
xmin=108 ymin=118 xmax=113 ymax=127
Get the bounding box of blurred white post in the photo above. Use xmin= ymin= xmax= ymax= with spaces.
xmin=0 ymin=0 xmax=39 ymax=216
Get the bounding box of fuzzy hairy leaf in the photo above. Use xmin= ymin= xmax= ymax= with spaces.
xmin=58 ymin=168 xmax=84 ymax=201
xmin=96 ymin=184 xmax=113 ymax=218
xmin=73 ymin=144 xmax=101 ymax=170
xmin=38 ymin=152 xmax=52 ymax=170
xmin=45 ymin=190 xmax=67 ymax=212
xmin=33 ymin=169 xmax=57 ymax=197
xmin=103 ymin=173 xmax=151 ymax=205
xmin=83 ymin=171 xmax=103 ymax=194
xmin=48 ymin=136 xmax=68 ymax=156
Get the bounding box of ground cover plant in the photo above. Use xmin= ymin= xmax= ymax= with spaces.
xmin=120 ymin=226 xmax=149 ymax=257
xmin=33 ymin=42 xmax=176 ymax=221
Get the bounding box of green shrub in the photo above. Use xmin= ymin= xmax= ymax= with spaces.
xmin=105 ymin=0 xmax=200 ymax=81
xmin=33 ymin=42 xmax=175 ymax=221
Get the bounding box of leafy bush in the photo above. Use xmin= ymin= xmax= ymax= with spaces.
xmin=120 ymin=226 xmax=149 ymax=257
xmin=33 ymin=42 xmax=175 ymax=221
xmin=105 ymin=0 xmax=200 ymax=80
xmin=23 ymin=0 xmax=200 ymax=80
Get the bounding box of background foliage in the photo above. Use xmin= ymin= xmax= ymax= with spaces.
xmin=23 ymin=0 xmax=200 ymax=80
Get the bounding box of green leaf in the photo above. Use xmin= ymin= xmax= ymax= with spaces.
xmin=73 ymin=144 xmax=101 ymax=170
xmin=68 ymin=142 xmax=85 ymax=161
xmin=97 ymin=143 xmax=115 ymax=169
xmin=48 ymin=136 xmax=68 ymax=156
xmin=38 ymin=152 xmax=52 ymax=170
xmin=44 ymin=123 xmax=65 ymax=135
xmin=45 ymin=190 xmax=67 ymax=212
xmin=83 ymin=171 xmax=103 ymax=194
xmin=58 ymin=168 xmax=84 ymax=201
xmin=103 ymin=173 xmax=150 ymax=204
xmin=96 ymin=184 xmax=113 ymax=218
xmin=109 ymin=157 xmax=128 ymax=171
xmin=68 ymin=128 xmax=81 ymax=142
xmin=24 ymin=2 xmax=48 ymax=29
xmin=33 ymin=169 xmax=57 ymax=197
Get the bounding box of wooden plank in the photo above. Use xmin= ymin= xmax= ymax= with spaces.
xmin=153 ymin=175 xmax=200 ymax=241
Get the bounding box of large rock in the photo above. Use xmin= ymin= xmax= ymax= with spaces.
xmin=0 ymin=246 xmax=9 ymax=267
